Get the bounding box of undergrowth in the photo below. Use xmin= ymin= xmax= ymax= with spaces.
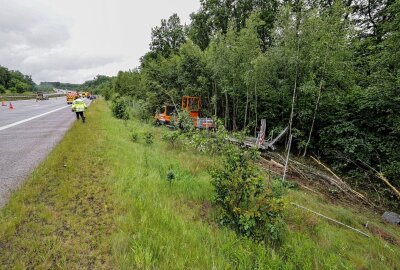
xmin=1 ymin=100 xmax=399 ymax=269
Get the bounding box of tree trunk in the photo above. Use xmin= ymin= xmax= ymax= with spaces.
xmin=303 ymin=45 xmax=329 ymax=157
xmin=302 ymin=81 xmax=323 ymax=156
xmin=254 ymin=82 xmax=258 ymax=135
xmin=214 ymin=81 xmax=217 ymax=117
xmin=244 ymin=87 xmax=249 ymax=128
xmin=232 ymin=96 xmax=238 ymax=131
xmin=288 ymin=3 xmax=302 ymax=145
xmin=224 ymin=90 xmax=229 ymax=129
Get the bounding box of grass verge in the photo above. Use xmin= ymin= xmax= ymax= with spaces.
xmin=1 ymin=99 xmax=399 ymax=269
xmin=0 ymin=100 xmax=115 ymax=269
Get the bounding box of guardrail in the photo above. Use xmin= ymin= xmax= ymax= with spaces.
xmin=0 ymin=93 xmax=66 ymax=101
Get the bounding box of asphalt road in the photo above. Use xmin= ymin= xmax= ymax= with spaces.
xmin=0 ymin=98 xmax=90 ymax=207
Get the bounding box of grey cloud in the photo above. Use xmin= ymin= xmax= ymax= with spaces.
xmin=0 ymin=1 xmax=69 ymax=48
xmin=22 ymin=50 xmax=121 ymax=71
xmin=0 ymin=0 xmax=121 ymax=83
xmin=33 ymin=69 xmax=98 ymax=84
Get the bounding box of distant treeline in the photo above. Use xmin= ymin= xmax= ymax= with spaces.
xmin=0 ymin=66 xmax=36 ymax=94
xmin=79 ymin=75 xmax=110 ymax=93
xmin=83 ymin=1 xmax=400 ymax=209
xmin=40 ymin=82 xmax=80 ymax=91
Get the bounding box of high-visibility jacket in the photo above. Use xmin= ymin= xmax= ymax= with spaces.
xmin=72 ymin=99 xmax=87 ymax=112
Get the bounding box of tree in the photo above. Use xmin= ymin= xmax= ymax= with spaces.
xmin=0 ymin=66 xmax=11 ymax=89
xmin=189 ymin=0 xmax=279 ymax=51
xmin=150 ymin=13 xmax=186 ymax=57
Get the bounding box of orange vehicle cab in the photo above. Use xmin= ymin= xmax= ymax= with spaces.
xmin=182 ymin=96 xmax=213 ymax=129
xmin=155 ymin=96 xmax=213 ymax=129
xmin=66 ymin=92 xmax=78 ymax=104
xmin=155 ymin=105 xmax=177 ymax=125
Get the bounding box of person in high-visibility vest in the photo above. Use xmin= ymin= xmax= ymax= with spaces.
xmin=71 ymin=97 xmax=87 ymax=123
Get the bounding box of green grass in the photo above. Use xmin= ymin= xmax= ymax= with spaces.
xmin=1 ymin=99 xmax=400 ymax=269
xmin=0 ymin=101 xmax=115 ymax=269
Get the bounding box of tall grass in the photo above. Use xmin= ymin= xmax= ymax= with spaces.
xmin=0 ymin=100 xmax=399 ymax=269
xmin=104 ymin=102 xmax=400 ymax=269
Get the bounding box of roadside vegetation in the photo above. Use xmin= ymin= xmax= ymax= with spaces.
xmin=105 ymin=99 xmax=400 ymax=269
xmin=1 ymin=100 xmax=399 ymax=269
xmin=0 ymin=101 xmax=115 ymax=269
xmin=83 ymin=0 xmax=400 ymax=211
xmin=0 ymin=66 xmax=36 ymax=95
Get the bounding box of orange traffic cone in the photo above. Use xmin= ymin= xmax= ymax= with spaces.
xmin=9 ymin=102 xmax=13 ymax=110
xmin=1 ymin=100 xmax=5 ymax=106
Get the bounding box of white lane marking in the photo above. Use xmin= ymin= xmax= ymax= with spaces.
xmin=0 ymin=105 xmax=70 ymax=132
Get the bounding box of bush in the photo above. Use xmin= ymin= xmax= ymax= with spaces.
xmin=102 ymin=87 xmax=112 ymax=101
xmin=130 ymin=132 xmax=139 ymax=142
xmin=15 ymin=81 xmax=28 ymax=94
xmin=178 ymin=110 xmax=194 ymax=133
xmin=144 ymin=132 xmax=154 ymax=145
xmin=136 ymin=100 xmax=152 ymax=122
xmin=112 ymin=98 xmax=130 ymax=120
xmin=0 ymin=85 xmax=5 ymax=94
xmin=211 ymin=145 xmax=285 ymax=244
xmin=162 ymin=131 xmax=180 ymax=147
xmin=166 ymin=170 xmax=175 ymax=184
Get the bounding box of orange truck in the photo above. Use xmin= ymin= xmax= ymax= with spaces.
xmin=66 ymin=92 xmax=78 ymax=104
xmin=155 ymin=96 xmax=214 ymax=129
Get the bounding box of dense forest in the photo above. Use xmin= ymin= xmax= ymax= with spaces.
xmin=0 ymin=66 xmax=36 ymax=94
xmin=85 ymin=0 xmax=400 ymax=209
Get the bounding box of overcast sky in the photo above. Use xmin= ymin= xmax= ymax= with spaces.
xmin=0 ymin=0 xmax=200 ymax=84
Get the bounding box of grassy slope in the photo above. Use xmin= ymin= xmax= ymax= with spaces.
xmin=0 ymin=101 xmax=115 ymax=269
xmin=0 ymin=100 xmax=399 ymax=269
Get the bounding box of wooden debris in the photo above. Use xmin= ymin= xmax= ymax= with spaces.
xmin=282 ymin=134 xmax=293 ymax=182
xmin=256 ymin=119 xmax=266 ymax=147
xmin=376 ymin=173 xmax=400 ymax=200
xmin=311 ymin=156 xmax=371 ymax=205
xmin=291 ymin=202 xmax=370 ymax=238
xmin=267 ymin=126 xmax=288 ymax=150
xmin=261 ymin=152 xmax=373 ymax=207
xmin=296 ymin=183 xmax=323 ymax=196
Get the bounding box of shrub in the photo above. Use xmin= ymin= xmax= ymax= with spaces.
xmin=166 ymin=170 xmax=175 ymax=184
xmin=162 ymin=131 xmax=180 ymax=147
xmin=178 ymin=110 xmax=194 ymax=133
xmin=112 ymin=98 xmax=130 ymax=120
xmin=144 ymin=132 xmax=154 ymax=145
xmin=136 ymin=100 xmax=152 ymax=122
xmin=0 ymin=85 xmax=5 ymax=94
xmin=211 ymin=145 xmax=285 ymax=244
xmin=102 ymin=87 xmax=112 ymax=100
xmin=130 ymin=132 xmax=139 ymax=142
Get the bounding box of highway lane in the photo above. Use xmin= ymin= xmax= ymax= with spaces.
xmin=0 ymin=98 xmax=90 ymax=207
xmin=0 ymin=98 xmax=69 ymax=127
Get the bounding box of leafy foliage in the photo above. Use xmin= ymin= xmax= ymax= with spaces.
xmin=81 ymin=0 xmax=400 ymax=209
xmin=162 ymin=131 xmax=180 ymax=147
xmin=166 ymin=170 xmax=175 ymax=184
xmin=111 ymin=98 xmax=130 ymax=120
xmin=0 ymin=66 xmax=36 ymax=93
xmin=130 ymin=132 xmax=139 ymax=142
xmin=144 ymin=132 xmax=154 ymax=145
xmin=211 ymin=143 xmax=285 ymax=243
xmin=177 ymin=110 xmax=194 ymax=133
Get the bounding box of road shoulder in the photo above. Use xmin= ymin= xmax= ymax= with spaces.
xmin=0 ymin=100 xmax=115 ymax=269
